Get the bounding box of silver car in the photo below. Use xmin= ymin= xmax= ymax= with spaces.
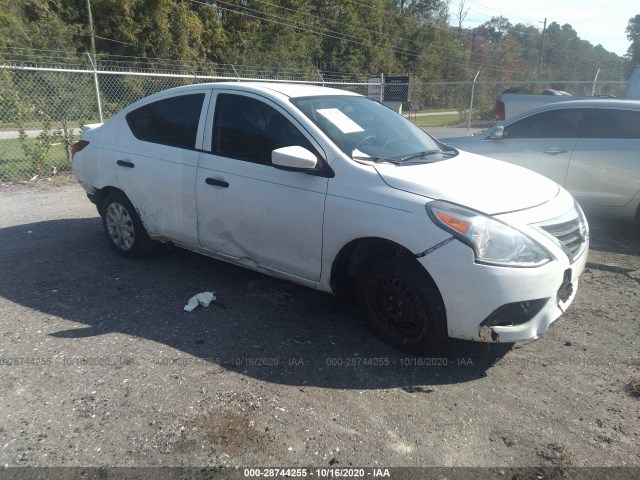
xmin=442 ymin=99 xmax=640 ymax=222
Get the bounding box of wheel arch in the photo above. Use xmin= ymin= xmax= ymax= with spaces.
xmin=94 ymin=186 xmax=127 ymax=217
xmin=98 ymin=188 xmax=156 ymax=257
xmin=329 ymin=236 xmax=441 ymax=300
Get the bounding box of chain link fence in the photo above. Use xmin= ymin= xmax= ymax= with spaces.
xmin=0 ymin=60 xmax=627 ymax=182
xmin=404 ymin=79 xmax=627 ymax=129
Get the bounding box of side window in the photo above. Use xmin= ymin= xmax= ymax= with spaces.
xmin=504 ymin=109 xmax=586 ymax=139
xmin=126 ymin=93 xmax=205 ymax=149
xmin=212 ymin=93 xmax=317 ymax=165
xmin=582 ymin=109 xmax=640 ymax=139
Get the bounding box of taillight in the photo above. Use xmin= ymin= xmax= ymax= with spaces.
xmin=495 ymin=100 xmax=505 ymax=121
xmin=71 ymin=140 xmax=89 ymax=160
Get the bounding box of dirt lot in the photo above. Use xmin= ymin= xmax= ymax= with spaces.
xmin=0 ymin=180 xmax=639 ymax=474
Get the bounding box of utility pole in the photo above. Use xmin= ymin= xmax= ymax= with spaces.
xmin=86 ymin=0 xmax=97 ymax=58
xmin=537 ymin=17 xmax=547 ymax=80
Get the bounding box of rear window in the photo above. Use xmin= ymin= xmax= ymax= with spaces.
xmin=126 ymin=93 xmax=205 ymax=149
xmin=581 ymin=109 xmax=640 ymax=139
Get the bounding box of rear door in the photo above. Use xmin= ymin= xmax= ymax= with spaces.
xmin=471 ymin=108 xmax=589 ymax=186
xmin=566 ymin=107 xmax=640 ymax=207
xmin=114 ymin=90 xmax=210 ymax=245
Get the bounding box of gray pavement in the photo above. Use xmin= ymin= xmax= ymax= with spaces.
xmin=0 ymin=182 xmax=639 ymax=468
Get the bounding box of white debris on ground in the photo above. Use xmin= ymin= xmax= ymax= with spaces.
xmin=183 ymin=292 xmax=216 ymax=312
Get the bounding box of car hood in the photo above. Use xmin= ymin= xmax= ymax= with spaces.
xmin=374 ymin=152 xmax=559 ymax=215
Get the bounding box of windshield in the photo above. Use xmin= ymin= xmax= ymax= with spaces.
xmin=291 ymin=95 xmax=455 ymax=163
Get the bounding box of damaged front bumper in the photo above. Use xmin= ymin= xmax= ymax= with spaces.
xmin=417 ymin=235 xmax=588 ymax=344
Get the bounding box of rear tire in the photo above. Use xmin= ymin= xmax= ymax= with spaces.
xmin=101 ymin=191 xmax=156 ymax=258
xmin=356 ymin=257 xmax=447 ymax=353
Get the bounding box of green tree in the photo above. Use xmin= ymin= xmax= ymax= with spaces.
xmin=0 ymin=0 xmax=10 ymax=46
xmin=626 ymin=14 xmax=640 ymax=75
xmin=1 ymin=0 xmax=82 ymax=51
xmin=0 ymin=0 xmax=630 ymax=83
xmin=483 ymin=16 xmax=512 ymax=44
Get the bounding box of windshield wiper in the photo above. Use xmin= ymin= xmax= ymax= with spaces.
xmin=397 ymin=149 xmax=444 ymax=163
xmin=352 ymin=155 xmax=402 ymax=165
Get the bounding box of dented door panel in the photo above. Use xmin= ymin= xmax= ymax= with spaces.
xmin=195 ymin=153 xmax=327 ymax=281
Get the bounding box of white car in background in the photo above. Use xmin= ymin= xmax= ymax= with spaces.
xmin=72 ymin=83 xmax=588 ymax=352
xmin=442 ymin=99 xmax=640 ymax=223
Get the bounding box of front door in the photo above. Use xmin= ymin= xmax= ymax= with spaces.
xmin=472 ymin=108 xmax=589 ymax=186
xmin=195 ymin=92 xmax=328 ymax=282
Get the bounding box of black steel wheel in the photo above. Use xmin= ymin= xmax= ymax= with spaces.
xmin=356 ymin=257 xmax=447 ymax=353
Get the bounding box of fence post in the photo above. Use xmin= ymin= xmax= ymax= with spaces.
xmin=317 ymin=69 xmax=325 ymax=87
xmin=467 ymin=70 xmax=480 ymax=133
xmin=591 ymin=68 xmax=600 ymax=96
xmin=87 ymin=52 xmax=103 ymax=123
xmin=379 ymin=73 xmax=384 ymax=103
xmin=231 ymin=64 xmax=240 ymax=81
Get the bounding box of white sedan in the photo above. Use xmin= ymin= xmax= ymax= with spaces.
xmin=442 ymin=99 xmax=640 ymax=223
xmin=72 ymin=82 xmax=588 ymax=352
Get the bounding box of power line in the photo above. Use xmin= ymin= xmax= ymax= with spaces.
xmin=192 ymin=0 xmax=535 ymax=75
xmin=464 ymin=0 xmax=538 ymax=24
xmin=343 ymin=0 xmax=543 ymax=42
xmin=247 ymin=0 xmax=507 ymax=62
xmin=195 ymin=1 xmax=419 ymax=60
xmin=242 ymin=0 xmax=588 ymax=73
xmin=244 ymin=0 xmax=598 ymax=72
xmin=92 ymin=35 xmax=139 ymax=48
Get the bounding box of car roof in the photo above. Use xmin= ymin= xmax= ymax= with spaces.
xmin=523 ymin=98 xmax=640 ymax=112
xmin=544 ymin=98 xmax=640 ymax=107
xmin=232 ymin=82 xmax=361 ymax=98
xmin=505 ymin=98 xmax=640 ymax=124
xmin=150 ymin=81 xmax=361 ymax=100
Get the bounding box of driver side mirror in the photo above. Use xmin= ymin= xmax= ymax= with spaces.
xmin=489 ymin=125 xmax=504 ymax=140
xmin=272 ymin=146 xmax=318 ymax=171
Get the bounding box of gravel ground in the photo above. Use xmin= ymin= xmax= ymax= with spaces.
xmin=0 ymin=179 xmax=639 ymax=472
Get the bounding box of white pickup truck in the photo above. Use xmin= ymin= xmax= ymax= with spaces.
xmin=495 ymin=66 xmax=640 ymax=120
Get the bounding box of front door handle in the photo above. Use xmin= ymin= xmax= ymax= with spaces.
xmin=205 ymin=178 xmax=229 ymax=188
xmin=117 ymin=159 xmax=135 ymax=168
xmin=543 ymin=148 xmax=568 ymax=155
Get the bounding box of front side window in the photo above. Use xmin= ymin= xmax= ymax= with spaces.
xmin=212 ymin=93 xmax=317 ymax=165
xmin=126 ymin=93 xmax=205 ymax=149
xmin=503 ymin=109 xmax=587 ymax=139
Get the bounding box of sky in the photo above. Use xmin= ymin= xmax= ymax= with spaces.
xmin=448 ymin=0 xmax=636 ymax=57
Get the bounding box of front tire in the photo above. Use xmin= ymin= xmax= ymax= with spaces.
xmin=356 ymin=257 xmax=447 ymax=353
xmin=101 ymin=191 xmax=155 ymax=258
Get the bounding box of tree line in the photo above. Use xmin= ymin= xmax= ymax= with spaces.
xmin=0 ymin=0 xmax=637 ymax=81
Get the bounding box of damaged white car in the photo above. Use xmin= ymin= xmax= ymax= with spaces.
xmin=72 ymin=83 xmax=589 ymax=352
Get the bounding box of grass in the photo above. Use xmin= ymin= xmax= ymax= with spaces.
xmin=404 ymin=108 xmax=458 ymax=115
xmin=410 ymin=113 xmax=461 ymax=128
xmin=0 ymin=138 xmax=72 ymax=182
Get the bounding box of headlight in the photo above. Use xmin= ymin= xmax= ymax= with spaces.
xmin=426 ymin=201 xmax=550 ymax=268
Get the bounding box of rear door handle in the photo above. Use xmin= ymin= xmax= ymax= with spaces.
xmin=117 ymin=159 xmax=135 ymax=168
xmin=205 ymin=178 xmax=229 ymax=188
xmin=543 ymin=148 xmax=568 ymax=155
